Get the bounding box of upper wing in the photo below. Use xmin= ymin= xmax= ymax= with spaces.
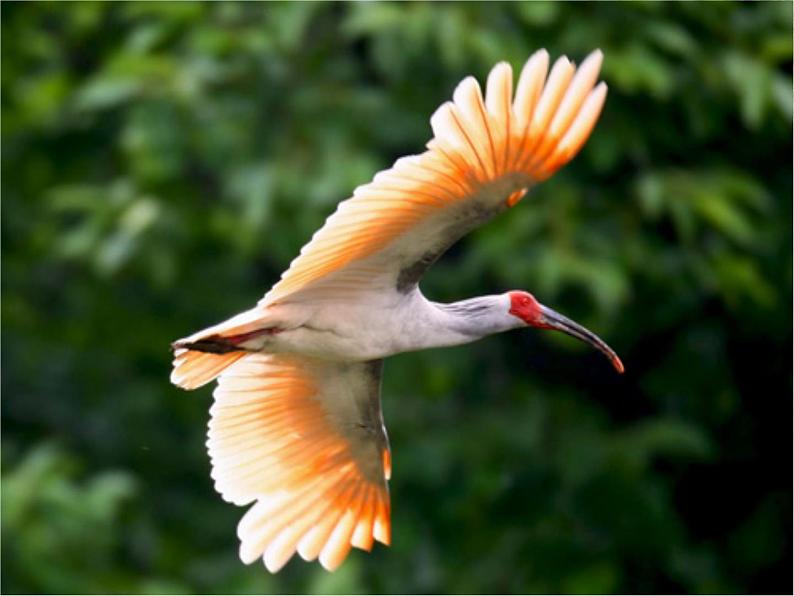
xmin=261 ymin=49 xmax=607 ymax=306
xmin=208 ymin=353 xmax=391 ymax=572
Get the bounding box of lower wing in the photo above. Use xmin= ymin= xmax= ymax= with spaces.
xmin=207 ymin=353 xmax=391 ymax=572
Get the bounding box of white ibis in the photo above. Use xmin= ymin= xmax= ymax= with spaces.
xmin=171 ymin=48 xmax=623 ymax=573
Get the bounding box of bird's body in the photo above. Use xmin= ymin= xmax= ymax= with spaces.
xmin=218 ymin=290 xmax=516 ymax=361
xmin=171 ymin=48 xmax=623 ymax=573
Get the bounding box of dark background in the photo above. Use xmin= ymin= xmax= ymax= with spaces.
xmin=2 ymin=2 xmax=792 ymax=594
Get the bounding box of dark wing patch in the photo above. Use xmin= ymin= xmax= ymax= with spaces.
xmin=395 ymin=196 xmax=512 ymax=293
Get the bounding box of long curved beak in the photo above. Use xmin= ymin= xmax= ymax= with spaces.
xmin=539 ymin=305 xmax=624 ymax=374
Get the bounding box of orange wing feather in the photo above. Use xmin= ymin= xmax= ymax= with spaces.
xmin=208 ymin=354 xmax=390 ymax=572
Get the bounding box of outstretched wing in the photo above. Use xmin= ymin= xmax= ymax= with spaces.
xmin=261 ymin=49 xmax=607 ymax=306
xmin=208 ymin=353 xmax=391 ymax=572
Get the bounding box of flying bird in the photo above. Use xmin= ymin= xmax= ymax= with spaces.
xmin=171 ymin=48 xmax=623 ymax=573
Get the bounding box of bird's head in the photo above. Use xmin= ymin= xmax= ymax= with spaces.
xmin=507 ymin=290 xmax=624 ymax=373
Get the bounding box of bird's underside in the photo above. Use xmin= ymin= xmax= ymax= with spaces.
xmin=171 ymin=48 xmax=610 ymax=572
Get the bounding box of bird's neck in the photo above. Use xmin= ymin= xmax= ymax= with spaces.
xmin=427 ymin=294 xmax=524 ymax=347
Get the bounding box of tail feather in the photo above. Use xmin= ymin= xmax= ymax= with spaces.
xmin=171 ymin=349 xmax=247 ymax=390
xmin=170 ymin=308 xmax=276 ymax=390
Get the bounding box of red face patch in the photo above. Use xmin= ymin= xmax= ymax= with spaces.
xmin=508 ymin=291 xmax=542 ymax=326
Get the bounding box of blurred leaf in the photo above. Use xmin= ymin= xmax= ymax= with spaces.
xmin=605 ymin=44 xmax=675 ymax=98
xmin=74 ymin=76 xmax=140 ymax=111
xmin=2 ymin=444 xmax=139 ymax=593
xmin=614 ymin=418 xmax=713 ymax=471
xmin=562 ymin=561 xmax=620 ymax=594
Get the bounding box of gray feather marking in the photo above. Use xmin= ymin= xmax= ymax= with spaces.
xmin=394 ymin=198 xmax=510 ymax=293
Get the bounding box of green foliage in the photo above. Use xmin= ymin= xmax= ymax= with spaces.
xmin=2 ymin=444 xmax=143 ymax=593
xmin=2 ymin=2 xmax=791 ymax=593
